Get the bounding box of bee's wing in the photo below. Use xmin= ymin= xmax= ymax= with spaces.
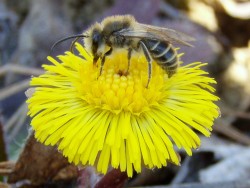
xmin=117 ymin=23 xmax=195 ymax=47
xmin=139 ymin=23 xmax=195 ymax=44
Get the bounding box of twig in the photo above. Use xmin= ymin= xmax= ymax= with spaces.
xmin=222 ymin=108 xmax=250 ymax=120
xmin=0 ymin=121 xmax=7 ymax=161
xmin=4 ymin=102 xmax=27 ymax=132
xmin=0 ymin=161 xmax=15 ymax=176
xmin=213 ymin=119 xmax=250 ymax=145
xmin=0 ymin=64 xmax=43 ymax=77
xmin=0 ymin=79 xmax=30 ymax=100
xmin=0 ymin=169 xmax=13 ymax=176
xmin=8 ymin=103 xmax=28 ymax=142
xmin=0 ymin=161 xmax=15 ymax=168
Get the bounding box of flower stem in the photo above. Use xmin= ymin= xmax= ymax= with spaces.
xmin=94 ymin=169 xmax=128 ymax=188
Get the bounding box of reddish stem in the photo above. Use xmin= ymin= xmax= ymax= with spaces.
xmin=94 ymin=169 xmax=128 ymax=188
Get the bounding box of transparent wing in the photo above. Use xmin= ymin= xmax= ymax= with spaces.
xmin=116 ymin=23 xmax=195 ymax=47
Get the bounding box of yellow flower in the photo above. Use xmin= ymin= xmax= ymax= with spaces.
xmin=27 ymin=43 xmax=220 ymax=177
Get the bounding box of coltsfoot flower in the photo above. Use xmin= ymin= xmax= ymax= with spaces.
xmin=27 ymin=43 xmax=220 ymax=177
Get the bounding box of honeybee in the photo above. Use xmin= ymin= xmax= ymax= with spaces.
xmin=52 ymin=15 xmax=194 ymax=87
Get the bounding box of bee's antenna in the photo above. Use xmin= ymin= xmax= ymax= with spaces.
xmin=50 ymin=34 xmax=88 ymax=52
xmin=70 ymin=37 xmax=81 ymax=53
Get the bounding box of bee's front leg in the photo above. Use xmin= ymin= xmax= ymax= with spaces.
xmin=99 ymin=47 xmax=113 ymax=76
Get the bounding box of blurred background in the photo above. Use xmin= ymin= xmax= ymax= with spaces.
xmin=0 ymin=0 xmax=250 ymax=187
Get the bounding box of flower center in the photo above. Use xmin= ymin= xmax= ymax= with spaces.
xmin=78 ymin=49 xmax=167 ymax=114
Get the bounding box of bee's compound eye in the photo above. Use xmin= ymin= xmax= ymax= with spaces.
xmin=92 ymin=30 xmax=102 ymax=45
xmin=92 ymin=29 xmax=103 ymax=55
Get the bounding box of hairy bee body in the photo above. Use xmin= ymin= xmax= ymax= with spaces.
xmin=53 ymin=15 xmax=194 ymax=87
xmin=142 ymin=39 xmax=178 ymax=77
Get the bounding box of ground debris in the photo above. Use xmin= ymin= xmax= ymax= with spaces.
xmin=7 ymin=133 xmax=78 ymax=187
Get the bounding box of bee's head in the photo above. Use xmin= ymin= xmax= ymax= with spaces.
xmin=90 ymin=26 xmax=105 ymax=64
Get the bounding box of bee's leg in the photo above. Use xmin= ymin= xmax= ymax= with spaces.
xmin=99 ymin=47 xmax=113 ymax=76
xmin=70 ymin=37 xmax=81 ymax=53
xmin=93 ymin=55 xmax=99 ymax=66
xmin=139 ymin=41 xmax=152 ymax=88
xmin=126 ymin=48 xmax=133 ymax=73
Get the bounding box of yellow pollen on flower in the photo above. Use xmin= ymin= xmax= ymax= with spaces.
xmin=78 ymin=49 xmax=166 ymax=115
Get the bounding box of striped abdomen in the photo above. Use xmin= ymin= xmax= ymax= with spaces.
xmin=142 ymin=39 xmax=178 ymax=77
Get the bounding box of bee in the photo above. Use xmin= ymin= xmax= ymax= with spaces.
xmin=52 ymin=15 xmax=194 ymax=88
